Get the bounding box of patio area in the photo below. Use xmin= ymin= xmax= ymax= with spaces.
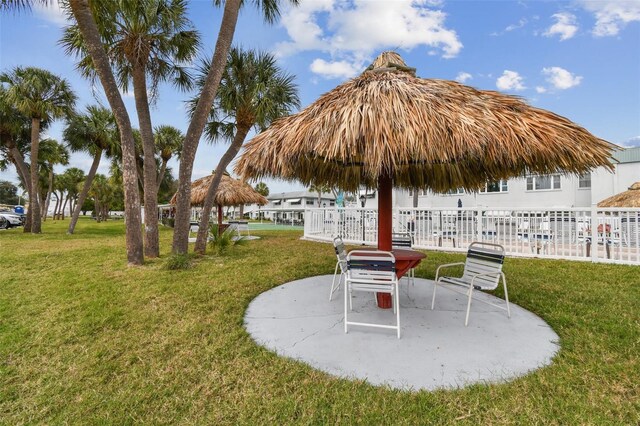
xmin=245 ymin=275 xmax=560 ymax=391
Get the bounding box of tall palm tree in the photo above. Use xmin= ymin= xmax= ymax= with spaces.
xmin=64 ymin=105 xmax=118 ymax=234
xmin=63 ymin=0 xmax=144 ymax=265
xmin=0 ymin=85 xmax=35 ymax=231
xmin=38 ymin=138 xmax=70 ymax=220
xmin=154 ymin=125 xmax=183 ymax=194
xmin=191 ymin=47 xmax=300 ymax=253
xmin=172 ymin=0 xmax=298 ymax=255
xmin=62 ymin=0 xmax=200 ymax=258
xmin=0 ymin=66 xmax=76 ymax=233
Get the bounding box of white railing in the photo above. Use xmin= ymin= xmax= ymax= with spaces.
xmin=304 ymin=207 xmax=640 ymax=265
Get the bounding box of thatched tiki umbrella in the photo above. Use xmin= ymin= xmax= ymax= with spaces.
xmin=170 ymin=172 xmax=268 ymax=230
xmin=597 ymin=182 xmax=640 ymax=208
xmin=235 ymin=51 xmax=615 ymax=251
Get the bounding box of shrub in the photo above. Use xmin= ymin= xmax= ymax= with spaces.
xmin=208 ymin=224 xmax=247 ymax=256
xmin=164 ymin=253 xmax=194 ymax=270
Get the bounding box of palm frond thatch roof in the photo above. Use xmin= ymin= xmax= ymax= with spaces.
xmin=597 ymin=182 xmax=640 ymax=208
xmin=235 ymin=51 xmax=615 ymax=192
xmin=169 ymin=173 xmax=268 ymax=207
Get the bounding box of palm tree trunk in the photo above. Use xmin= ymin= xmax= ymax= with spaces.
xmin=173 ymin=0 xmax=241 ymax=255
xmin=56 ymin=191 xmax=64 ymax=220
xmin=194 ymin=124 xmax=250 ymax=254
xmin=131 ymin=64 xmax=159 ymax=258
xmin=156 ymin=159 xmax=168 ymax=194
xmin=5 ymin=143 xmax=32 ymax=231
xmin=61 ymin=195 xmax=69 ymax=220
xmin=68 ymin=148 xmax=102 ymax=234
xmin=43 ymin=169 xmax=54 ymax=221
xmin=29 ymin=117 xmax=41 ymax=233
xmin=69 ymin=0 xmax=144 ymax=265
xmin=52 ymin=193 xmax=60 ymax=220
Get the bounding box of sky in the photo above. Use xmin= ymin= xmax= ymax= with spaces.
xmin=1 ymin=0 xmax=639 ymax=195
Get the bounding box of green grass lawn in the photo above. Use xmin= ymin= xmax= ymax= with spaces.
xmin=1 ymin=218 xmax=638 ymax=424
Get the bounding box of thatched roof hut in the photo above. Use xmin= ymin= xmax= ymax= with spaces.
xmin=235 ymin=51 xmax=614 ymax=192
xmin=597 ymin=182 xmax=640 ymax=208
xmin=170 ymin=173 xmax=268 ymax=207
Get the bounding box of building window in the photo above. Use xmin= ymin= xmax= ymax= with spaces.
xmin=329 ymin=201 xmax=335 ymax=206
xmin=480 ymin=180 xmax=508 ymax=193
xmin=306 ymin=200 xmax=314 ymax=205
xmin=526 ymin=174 xmax=561 ymax=191
xmin=578 ymin=173 xmax=591 ymax=189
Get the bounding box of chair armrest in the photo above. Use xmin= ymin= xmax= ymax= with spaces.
xmin=435 ymin=262 xmax=465 ymax=281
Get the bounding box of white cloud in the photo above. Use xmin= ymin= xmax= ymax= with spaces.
xmin=455 ymin=72 xmax=472 ymax=83
xmin=579 ymin=0 xmax=640 ymax=36
xmin=622 ymin=136 xmax=640 ymax=147
xmin=542 ymin=66 xmax=583 ymax=90
xmin=309 ymin=59 xmax=361 ymax=79
xmin=276 ymin=0 xmax=462 ymax=79
xmin=33 ymin=2 xmax=69 ymax=26
xmin=491 ymin=18 xmax=527 ymax=36
xmin=535 ymin=86 xmax=547 ymax=93
xmin=496 ymin=70 xmax=526 ymax=91
xmin=544 ymin=12 xmax=578 ymax=40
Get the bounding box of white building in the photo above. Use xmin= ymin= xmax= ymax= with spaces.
xmin=244 ymin=191 xmax=336 ymax=222
xmin=360 ymin=146 xmax=640 ymax=210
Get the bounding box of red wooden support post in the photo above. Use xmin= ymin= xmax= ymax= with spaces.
xmin=377 ymin=174 xmax=393 ymax=251
xmin=376 ymin=173 xmax=394 ymax=308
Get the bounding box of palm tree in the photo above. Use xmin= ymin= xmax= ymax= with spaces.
xmin=254 ymin=182 xmax=269 ymax=197
xmin=89 ymin=173 xmax=114 ymax=222
xmin=63 ymin=105 xmax=118 ymax=234
xmin=172 ymin=0 xmax=298 ymax=255
xmin=309 ymin=183 xmax=331 ymax=207
xmin=191 ymin=47 xmax=300 ymax=253
xmin=63 ymin=0 xmax=144 ymax=265
xmin=0 ymin=85 xmax=35 ymax=231
xmin=38 ymin=138 xmax=70 ymax=220
xmin=62 ymin=0 xmax=200 ymax=258
xmin=154 ymin=125 xmax=183 ymax=194
xmin=53 ymin=167 xmax=85 ymax=220
xmin=0 ymin=66 xmax=76 ymax=233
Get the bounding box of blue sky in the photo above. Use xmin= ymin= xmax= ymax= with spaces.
xmin=1 ymin=0 xmax=639 ymax=193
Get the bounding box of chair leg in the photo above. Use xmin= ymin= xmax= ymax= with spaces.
xmin=502 ymin=275 xmax=511 ymax=318
xmin=431 ymin=280 xmax=438 ymax=310
xmin=396 ymin=283 xmax=401 ymax=339
xmin=344 ymin=280 xmax=348 ymax=334
xmin=329 ymin=262 xmax=340 ymax=301
xmin=349 ymin=287 xmax=353 ymax=311
xmin=465 ymin=285 xmax=474 ymax=327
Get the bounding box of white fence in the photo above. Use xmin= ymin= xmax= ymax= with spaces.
xmin=304 ymin=207 xmax=640 ymax=265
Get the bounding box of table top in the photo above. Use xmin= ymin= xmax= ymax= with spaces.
xmin=350 ymin=248 xmax=426 ymax=261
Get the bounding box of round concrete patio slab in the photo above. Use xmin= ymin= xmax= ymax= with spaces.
xmin=245 ymin=275 xmax=560 ymax=391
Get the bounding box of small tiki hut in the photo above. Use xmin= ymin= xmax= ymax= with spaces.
xmin=597 ymin=182 xmax=640 ymax=208
xmin=235 ymin=51 xmax=615 ymax=251
xmin=170 ymin=172 xmax=268 ymax=229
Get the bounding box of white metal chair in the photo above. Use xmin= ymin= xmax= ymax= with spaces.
xmin=431 ymin=242 xmax=510 ymax=326
xmin=392 ymin=233 xmax=415 ymax=285
xmin=329 ymin=237 xmax=347 ymax=301
xmin=345 ymin=250 xmax=400 ymax=338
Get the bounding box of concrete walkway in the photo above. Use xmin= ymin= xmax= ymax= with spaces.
xmin=245 ymin=275 xmax=560 ymax=391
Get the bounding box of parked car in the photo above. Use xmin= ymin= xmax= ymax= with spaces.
xmin=0 ymin=211 xmax=23 ymax=229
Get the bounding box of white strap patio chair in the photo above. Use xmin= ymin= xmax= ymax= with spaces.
xmin=392 ymin=233 xmax=415 ymax=285
xmin=329 ymin=236 xmax=347 ymax=301
xmin=431 ymin=242 xmax=510 ymax=326
xmin=345 ymin=250 xmax=400 ymax=338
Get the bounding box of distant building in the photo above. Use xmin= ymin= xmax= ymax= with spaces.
xmin=244 ymin=190 xmax=336 ymax=222
xmin=372 ymin=146 xmax=640 ymax=210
